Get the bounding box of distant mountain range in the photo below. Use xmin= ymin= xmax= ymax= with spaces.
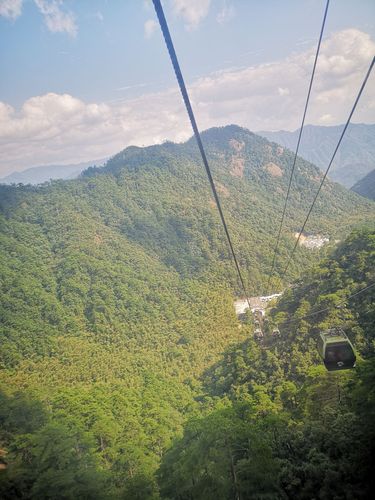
xmin=0 ymin=158 xmax=108 ymax=185
xmin=3 ymin=123 xmax=373 ymax=189
xmin=351 ymin=168 xmax=375 ymax=201
xmin=258 ymin=123 xmax=375 ymax=188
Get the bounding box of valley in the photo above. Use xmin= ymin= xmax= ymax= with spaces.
xmin=2 ymin=2 xmax=375 ymax=496
xmin=0 ymin=126 xmax=374 ymax=499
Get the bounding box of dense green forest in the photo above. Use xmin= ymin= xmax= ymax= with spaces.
xmin=0 ymin=126 xmax=374 ymax=498
xmin=158 ymin=228 xmax=375 ymax=499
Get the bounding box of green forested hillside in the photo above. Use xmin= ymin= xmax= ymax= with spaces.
xmin=0 ymin=206 xmax=242 ymax=497
xmin=158 ymin=229 xmax=375 ymax=499
xmin=0 ymin=126 xmax=374 ymax=498
xmin=84 ymin=125 xmax=373 ymax=290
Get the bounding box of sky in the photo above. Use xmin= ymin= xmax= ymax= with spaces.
xmin=0 ymin=0 xmax=374 ymax=176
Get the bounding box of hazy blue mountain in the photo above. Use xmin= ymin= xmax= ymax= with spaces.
xmin=351 ymin=168 xmax=375 ymax=201
xmin=0 ymin=158 xmax=108 ymax=185
xmin=258 ymin=123 xmax=375 ymax=188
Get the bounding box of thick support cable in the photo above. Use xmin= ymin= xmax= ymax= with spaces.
xmin=267 ymin=0 xmax=330 ymax=293
xmin=152 ymin=0 xmax=251 ymax=309
xmin=282 ymin=56 xmax=375 ymax=279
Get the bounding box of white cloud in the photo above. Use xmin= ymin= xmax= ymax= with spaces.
xmin=144 ymin=18 xmax=157 ymax=39
xmin=0 ymin=0 xmax=22 ymax=19
xmin=0 ymin=29 xmax=374 ymax=176
xmin=34 ymin=0 xmax=77 ymax=37
xmin=115 ymin=83 xmax=149 ymax=92
xmin=187 ymin=29 xmax=375 ymax=131
xmin=216 ymin=1 xmax=235 ymax=25
xmin=278 ymin=87 xmax=290 ymax=97
xmin=319 ymin=113 xmax=333 ymax=124
xmin=170 ymin=0 xmax=210 ymax=30
xmin=95 ymin=10 xmax=103 ymax=22
xmin=0 ymin=90 xmax=189 ymax=175
xmin=143 ymin=0 xmax=152 ymax=12
xmin=0 ymin=0 xmax=77 ymax=35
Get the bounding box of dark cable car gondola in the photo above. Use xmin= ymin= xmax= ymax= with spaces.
xmin=317 ymin=328 xmax=356 ymax=371
xmin=272 ymin=328 xmax=281 ymax=338
xmin=254 ymin=328 xmax=263 ymax=341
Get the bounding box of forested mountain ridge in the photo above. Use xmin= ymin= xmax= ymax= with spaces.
xmin=0 ymin=125 xmax=374 ymax=498
xmin=82 ymin=124 xmax=374 ymax=289
xmin=259 ymin=123 xmax=375 ymax=188
xmin=351 ymin=168 xmax=375 ymax=201
xmin=1 ymin=125 xmax=373 ymax=296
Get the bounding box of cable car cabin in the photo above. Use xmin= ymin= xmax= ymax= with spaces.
xmin=317 ymin=329 xmax=356 ymax=371
xmin=254 ymin=328 xmax=263 ymax=340
xmin=272 ymin=328 xmax=281 ymax=337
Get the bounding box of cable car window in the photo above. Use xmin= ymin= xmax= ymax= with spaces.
xmin=326 ymin=344 xmax=354 ymax=362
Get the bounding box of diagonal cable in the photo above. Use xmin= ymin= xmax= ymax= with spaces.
xmin=280 ymin=281 xmax=375 ymax=327
xmin=281 ymin=56 xmax=375 ymax=279
xmin=267 ymin=0 xmax=330 ymax=293
xmin=152 ymin=0 xmax=252 ymax=309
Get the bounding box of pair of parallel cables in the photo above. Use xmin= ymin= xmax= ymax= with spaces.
xmin=278 ymin=281 xmax=375 ymax=328
xmin=152 ymin=0 xmax=374 ymax=304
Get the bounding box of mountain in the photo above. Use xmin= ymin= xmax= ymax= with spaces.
xmin=0 ymin=158 xmax=107 ymax=185
xmin=258 ymin=123 xmax=375 ymax=188
xmin=351 ymin=168 xmax=375 ymax=200
xmin=0 ymin=125 xmax=374 ymax=498
xmin=79 ymin=125 xmax=374 ymax=290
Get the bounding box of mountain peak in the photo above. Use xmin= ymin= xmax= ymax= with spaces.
xmin=196 ymin=124 xmax=257 ymax=145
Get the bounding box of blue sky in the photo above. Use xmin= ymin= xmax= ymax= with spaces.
xmin=0 ymin=0 xmax=374 ymax=174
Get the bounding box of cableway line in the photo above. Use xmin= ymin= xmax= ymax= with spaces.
xmin=281 ymin=56 xmax=375 ymax=279
xmin=152 ymin=0 xmax=252 ymax=309
xmin=267 ymin=0 xmax=330 ymax=293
